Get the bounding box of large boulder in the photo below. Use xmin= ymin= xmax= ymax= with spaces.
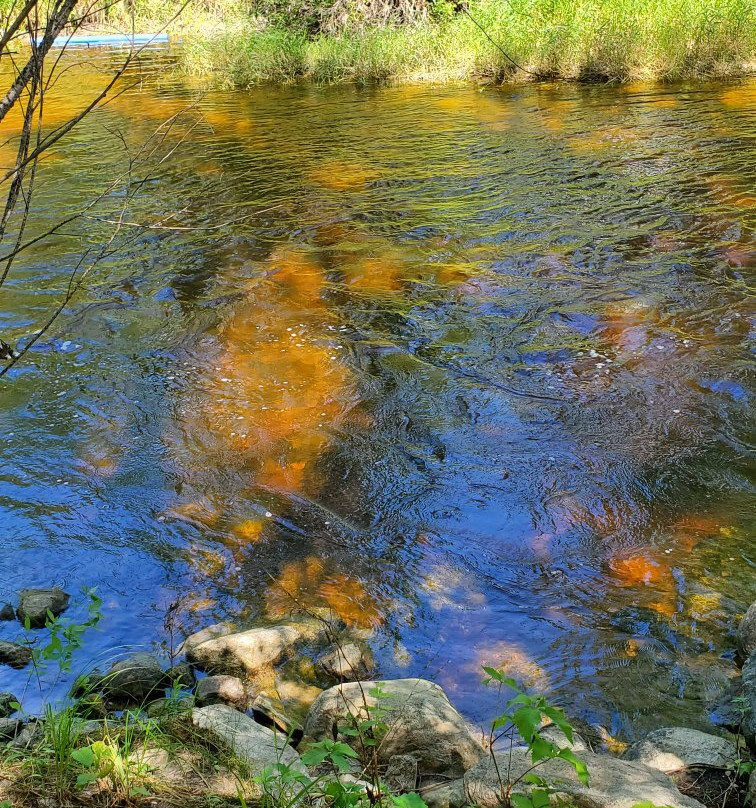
xmin=16 ymin=588 xmax=69 ymax=628
xmin=741 ymin=603 xmax=756 ymax=657
xmin=304 ymin=678 xmax=485 ymax=779
xmin=625 ymin=727 xmax=738 ymax=772
xmin=192 ymin=704 xmax=305 ymax=773
xmin=464 ymin=748 xmax=705 ymax=808
xmin=185 ymin=621 xmax=324 ymax=677
xmin=100 ymin=653 xmax=166 ymax=703
xmin=195 ymin=675 xmax=247 ymax=709
xmin=0 ymin=641 xmax=31 ymax=670
xmin=743 ymin=652 xmax=756 ymax=751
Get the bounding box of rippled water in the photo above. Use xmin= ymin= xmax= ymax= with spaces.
xmin=0 ymin=49 xmax=754 ymax=737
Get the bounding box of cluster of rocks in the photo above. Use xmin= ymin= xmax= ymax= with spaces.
xmin=0 ymin=588 xmax=71 ymax=671
xmin=3 ymin=603 xmax=756 ymax=808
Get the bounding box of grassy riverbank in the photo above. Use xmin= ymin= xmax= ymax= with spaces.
xmin=167 ymin=0 xmax=756 ymax=86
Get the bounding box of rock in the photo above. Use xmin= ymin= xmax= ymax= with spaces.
xmin=0 ymin=641 xmax=32 ymax=669
xmin=749 ymin=770 xmax=756 ymax=807
xmin=423 ymin=779 xmax=466 ymax=808
xmin=0 ymin=693 xmax=19 ymax=718
xmin=464 ymin=748 xmax=705 ymax=808
xmin=146 ymin=696 xmax=194 ymax=718
xmin=0 ymin=603 xmax=14 ymax=621
xmin=0 ymin=718 xmax=23 ymax=741
xmin=192 ymin=704 xmax=305 ymax=772
xmin=195 ymin=675 xmax=247 ymax=709
xmin=384 ymin=753 xmax=418 ymax=793
xmin=251 ymin=693 xmax=303 ymax=743
xmin=539 ymin=724 xmax=588 ymax=752
xmin=274 ymin=677 xmax=324 ymax=716
xmin=178 ymin=623 xmax=235 ymax=655
xmin=317 ymin=642 xmax=374 ymax=682
xmin=186 ymin=621 xmax=325 ymax=677
xmin=625 ymin=727 xmax=738 ymax=772
xmin=742 ymin=652 xmax=756 ymax=751
xmin=741 ymin=603 xmax=756 ymax=657
xmin=166 ymin=661 xmax=196 ymax=689
xmin=100 ymin=652 xmax=166 ymax=703
xmin=16 ymin=587 xmax=70 ymax=628
xmin=304 ymin=678 xmax=485 ymax=779
xmin=8 ymin=721 xmax=43 ymax=750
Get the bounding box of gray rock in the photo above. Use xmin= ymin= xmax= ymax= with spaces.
xmin=186 ymin=621 xmax=325 ymax=677
xmin=304 ymin=678 xmax=485 ymax=780
xmin=8 ymin=721 xmax=43 ymax=750
xmin=0 ymin=693 xmax=19 ymax=718
xmin=146 ymin=697 xmax=194 ymax=718
xmin=422 ymin=779 xmax=466 ymax=808
xmin=192 ymin=704 xmax=305 ymax=773
xmin=0 ymin=641 xmax=32 ymax=669
xmin=741 ymin=603 xmax=756 ymax=657
xmin=384 ymin=753 xmax=418 ymax=793
xmin=251 ymin=694 xmax=303 ymax=743
xmin=0 ymin=603 xmax=14 ymax=621
xmin=742 ymin=652 xmax=756 ymax=751
xmin=464 ymin=748 xmax=705 ymax=808
xmin=625 ymin=727 xmax=738 ymax=772
xmin=166 ymin=661 xmax=196 ymax=689
xmin=0 ymin=718 xmax=23 ymax=741
xmin=749 ymin=769 xmax=756 ymax=807
xmin=16 ymin=587 xmax=70 ymax=628
xmin=178 ymin=623 xmax=235 ymax=655
xmin=539 ymin=724 xmax=588 ymax=752
xmin=195 ymin=675 xmax=247 ymax=709
xmin=317 ymin=642 xmax=374 ymax=682
xmin=101 ymin=652 xmax=166 ymax=703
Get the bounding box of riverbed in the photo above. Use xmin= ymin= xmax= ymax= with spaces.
xmin=0 ymin=48 xmax=753 ymax=736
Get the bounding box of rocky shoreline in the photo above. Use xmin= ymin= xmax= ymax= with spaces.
xmin=1 ymin=590 xmax=755 ymax=807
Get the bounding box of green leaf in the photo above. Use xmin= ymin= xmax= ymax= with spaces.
xmin=392 ymin=792 xmax=428 ymax=808
xmin=300 ymin=748 xmax=329 ymax=766
xmin=558 ymin=748 xmax=589 ymax=785
xmin=522 ymin=774 xmax=548 ymax=787
xmin=529 ymin=736 xmax=557 ymax=763
xmin=71 ymin=747 xmax=96 ymax=767
xmin=75 ymin=771 xmax=99 ymax=786
xmin=512 ymin=706 xmax=542 ymax=742
xmin=510 ymin=794 xmax=534 ymax=808
xmin=530 ymin=788 xmax=551 ymax=808
xmin=331 ymin=754 xmax=352 ymax=772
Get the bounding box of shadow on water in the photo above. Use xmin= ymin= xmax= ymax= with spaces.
xmin=0 ymin=51 xmax=753 ymax=736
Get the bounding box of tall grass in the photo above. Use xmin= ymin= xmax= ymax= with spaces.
xmin=178 ymin=0 xmax=755 ymax=85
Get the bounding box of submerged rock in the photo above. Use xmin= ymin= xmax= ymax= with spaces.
xmin=464 ymin=748 xmax=705 ymax=808
xmin=100 ymin=652 xmax=166 ymax=703
xmin=16 ymin=587 xmax=70 ymax=628
xmin=192 ymin=704 xmax=305 ymax=772
xmin=317 ymin=641 xmax=374 ymax=682
xmin=0 ymin=603 xmax=14 ymax=621
xmin=740 ymin=603 xmax=756 ymax=657
xmin=195 ymin=675 xmax=247 ymax=709
xmin=304 ymin=678 xmax=485 ymax=779
xmin=186 ymin=621 xmax=325 ymax=677
xmin=625 ymin=727 xmax=738 ymax=772
xmin=0 ymin=641 xmax=32 ymax=669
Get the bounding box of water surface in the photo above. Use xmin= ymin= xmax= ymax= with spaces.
xmin=0 ymin=51 xmax=754 ymax=738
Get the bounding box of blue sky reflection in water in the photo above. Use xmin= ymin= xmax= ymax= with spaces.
xmin=0 ymin=51 xmax=753 ymax=739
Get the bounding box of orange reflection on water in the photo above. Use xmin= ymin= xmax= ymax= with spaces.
xmin=266 ymin=556 xmax=384 ymax=629
xmin=308 ymin=160 xmax=378 ymax=191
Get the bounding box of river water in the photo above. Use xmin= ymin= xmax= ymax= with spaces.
xmin=0 ymin=49 xmax=753 ymax=737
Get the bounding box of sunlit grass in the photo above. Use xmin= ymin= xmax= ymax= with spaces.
xmin=176 ymin=0 xmax=755 ymax=85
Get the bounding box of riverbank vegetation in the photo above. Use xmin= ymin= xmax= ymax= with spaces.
xmin=117 ymin=0 xmax=755 ymax=86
